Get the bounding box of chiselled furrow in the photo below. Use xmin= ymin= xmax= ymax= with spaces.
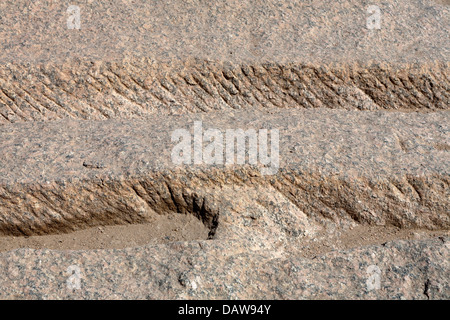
xmin=0 ymin=61 xmax=448 ymax=125
xmin=0 ymin=108 xmax=448 ymax=237
xmin=0 ymin=0 xmax=449 ymax=300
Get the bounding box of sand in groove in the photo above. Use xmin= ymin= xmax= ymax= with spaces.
xmin=0 ymin=218 xmax=447 ymax=256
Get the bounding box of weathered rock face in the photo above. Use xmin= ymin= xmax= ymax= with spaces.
xmin=0 ymin=108 xmax=448 ymax=299
xmin=0 ymin=109 xmax=449 ymax=237
xmin=0 ymin=0 xmax=448 ymax=299
xmin=0 ymin=0 xmax=448 ymax=64
xmin=0 ymin=0 xmax=449 ymax=125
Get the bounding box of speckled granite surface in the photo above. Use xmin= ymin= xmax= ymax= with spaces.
xmin=0 ymin=237 xmax=448 ymax=299
xmin=0 ymin=0 xmax=448 ymax=299
xmin=0 ymin=108 xmax=449 ymax=299
xmin=0 ymin=0 xmax=449 ymax=125
xmin=0 ymin=0 xmax=448 ymax=64
xmin=0 ymin=109 xmax=449 ymax=236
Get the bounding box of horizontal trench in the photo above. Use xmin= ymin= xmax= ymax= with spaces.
xmin=0 ymin=212 xmax=212 ymax=252
xmin=0 ymin=60 xmax=448 ymax=127
xmin=0 ymin=110 xmax=448 ymax=256
xmin=0 ymin=80 xmax=448 ymax=252
xmin=0 ymin=178 xmax=222 ymax=250
xmin=0 ymin=221 xmax=447 ymax=254
xmin=0 ymin=0 xmax=448 ymax=299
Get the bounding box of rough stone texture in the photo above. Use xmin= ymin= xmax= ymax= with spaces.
xmin=0 ymin=108 xmax=449 ymax=237
xmin=0 ymin=237 xmax=448 ymax=299
xmin=0 ymin=0 xmax=448 ymax=64
xmin=0 ymin=0 xmax=448 ymax=299
xmin=0 ymin=0 xmax=449 ymax=124
xmin=0 ymin=108 xmax=448 ymax=299
xmin=0 ymin=61 xmax=448 ymax=126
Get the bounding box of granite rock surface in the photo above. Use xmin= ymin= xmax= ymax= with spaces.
xmin=0 ymin=0 xmax=448 ymax=299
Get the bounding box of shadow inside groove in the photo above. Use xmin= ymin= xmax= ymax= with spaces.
xmin=0 ymin=211 xmax=214 ymax=252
